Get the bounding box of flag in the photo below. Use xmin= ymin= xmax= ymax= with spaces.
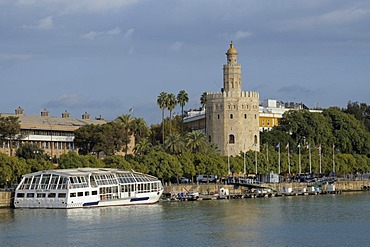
xmin=285 ymin=143 xmax=289 ymax=150
xmin=275 ymin=143 xmax=280 ymax=149
xmin=297 ymin=144 xmax=301 ymax=148
xmin=129 ymin=107 xmax=133 ymax=112
xmin=306 ymin=144 xmax=311 ymax=149
xmin=316 ymin=145 xmax=322 ymax=155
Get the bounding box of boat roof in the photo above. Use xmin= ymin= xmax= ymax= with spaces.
xmin=22 ymin=168 xmax=157 ymax=179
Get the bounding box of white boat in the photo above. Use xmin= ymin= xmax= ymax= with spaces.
xmin=14 ymin=168 xmax=163 ymax=208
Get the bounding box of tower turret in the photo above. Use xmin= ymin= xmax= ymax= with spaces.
xmin=223 ymin=42 xmax=242 ymax=94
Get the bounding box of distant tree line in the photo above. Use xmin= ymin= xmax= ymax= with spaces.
xmin=2 ymin=100 xmax=370 ymax=187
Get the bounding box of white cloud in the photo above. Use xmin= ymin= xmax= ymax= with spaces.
xmin=319 ymin=8 xmax=370 ymax=24
xmin=106 ymin=27 xmax=121 ymax=35
xmin=233 ymin=31 xmax=253 ymax=40
xmin=81 ymin=31 xmax=97 ymax=40
xmin=81 ymin=27 xmax=121 ymax=40
xmin=124 ymin=28 xmax=134 ymax=39
xmin=169 ymin=41 xmax=184 ymax=51
xmin=23 ymin=16 xmax=54 ymax=30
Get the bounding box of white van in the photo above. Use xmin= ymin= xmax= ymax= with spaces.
xmin=196 ymin=175 xmax=217 ymax=183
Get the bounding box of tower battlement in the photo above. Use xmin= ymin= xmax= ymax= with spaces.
xmin=207 ymin=91 xmax=259 ymax=100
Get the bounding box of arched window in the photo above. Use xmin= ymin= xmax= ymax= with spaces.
xmin=244 ymin=114 xmax=247 ymax=119
xmin=230 ymin=114 xmax=233 ymax=119
xmin=217 ymin=114 xmax=220 ymax=119
xmin=229 ymin=134 xmax=235 ymax=144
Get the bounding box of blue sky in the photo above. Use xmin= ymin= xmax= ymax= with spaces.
xmin=1 ymin=0 xmax=369 ymax=125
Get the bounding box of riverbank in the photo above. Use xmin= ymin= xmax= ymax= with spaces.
xmin=2 ymin=180 xmax=370 ymax=208
xmin=163 ymin=180 xmax=370 ymax=196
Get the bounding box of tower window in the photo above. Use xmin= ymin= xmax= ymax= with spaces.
xmin=229 ymin=134 xmax=235 ymax=144
xmin=230 ymin=114 xmax=233 ymax=119
xmin=218 ymin=114 xmax=220 ymax=119
xmin=244 ymin=114 xmax=247 ymax=119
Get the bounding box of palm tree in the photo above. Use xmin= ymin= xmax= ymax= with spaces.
xmin=132 ymin=117 xmax=150 ymax=143
xmin=115 ymin=114 xmax=135 ymax=155
xmin=186 ymin=130 xmax=208 ymax=154
xmin=166 ymin=93 xmax=177 ymax=135
xmin=177 ymin=90 xmax=189 ymax=134
xmin=164 ymin=133 xmax=185 ymax=154
xmin=157 ymin=92 xmax=168 ymax=144
xmin=133 ymin=138 xmax=152 ymax=156
xmin=200 ymin=92 xmax=208 ymax=134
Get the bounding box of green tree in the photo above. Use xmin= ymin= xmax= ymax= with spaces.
xmin=115 ymin=114 xmax=135 ymax=155
xmin=133 ymin=138 xmax=152 ymax=156
xmin=132 ymin=117 xmax=150 ymax=143
xmin=186 ymin=130 xmax=208 ymax=154
xmin=157 ymin=92 xmax=168 ymax=144
xmin=164 ymin=133 xmax=185 ymax=154
xmin=74 ymin=124 xmax=101 ymax=155
xmin=16 ymin=143 xmax=46 ymax=160
xmin=166 ymin=93 xmax=177 ymax=135
xmin=0 ymin=116 xmax=21 ymax=156
xmin=177 ymin=90 xmax=189 ymax=133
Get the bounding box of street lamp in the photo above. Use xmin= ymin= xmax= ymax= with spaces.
xmin=43 ymin=119 xmax=53 ymax=159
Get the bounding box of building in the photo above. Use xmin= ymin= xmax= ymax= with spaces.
xmin=0 ymin=107 xmax=106 ymax=158
xmin=205 ymin=42 xmax=260 ymax=156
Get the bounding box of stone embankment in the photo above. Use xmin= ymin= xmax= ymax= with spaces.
xmin=164 ymin=180 xmax=370 ymax=195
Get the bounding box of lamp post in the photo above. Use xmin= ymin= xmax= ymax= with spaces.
xmin=44 ymin=119 xmax=53 ymax=159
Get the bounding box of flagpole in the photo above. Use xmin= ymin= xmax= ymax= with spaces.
xmin=243 ymin=144 xmax=246 ymax=176
xmin=298 ymin=144 xmax=301 ymax=174
xmin=319 ymin=145 xmax=322 ymax=174
xmin=278 ymin=143 xmax=281 ymax=174
xmin=227 ymin=143 xmax=230 ymax=175
xmin=255 ymin=143 xmax=258 ymax=175
xmin=309 ymin=144 xmax=312 ymax=174
xmin=332 ymin=144 xmax=335 ymax=174
xmin=266 ymin=142 xmax=269 ymax=162
xmin=287 ymin=143 xmax=290 ymax=174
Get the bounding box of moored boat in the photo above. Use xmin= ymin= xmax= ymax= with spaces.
xmin=14 ymin=168 xmax=163 ymax=209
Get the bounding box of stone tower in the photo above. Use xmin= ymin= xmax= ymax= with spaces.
xmin=206 ymin=42 xmax=260 ymax=156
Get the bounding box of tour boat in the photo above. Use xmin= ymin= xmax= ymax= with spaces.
xmin=14 ymin=168 xmax=163 ymax=208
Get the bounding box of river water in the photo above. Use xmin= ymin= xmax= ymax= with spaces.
xmin=1 ymin=192 xmax=370 ymax=247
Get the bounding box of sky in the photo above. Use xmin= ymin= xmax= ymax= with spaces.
xmin=1 ymin=0 xmax=370 ymax=125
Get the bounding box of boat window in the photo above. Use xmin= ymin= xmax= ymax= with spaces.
xmin=77 ymin=192 xmax=83 ymax=197
xmin=58 ymin=193 xmax=66 ymax=198
xmin=26 ymin=193 xmax=34 ymax=198
xmin=49 ymin=176 xmax=59 ymax=190
xmin=70 ymin=193 xmax=76 ymax=197
xmin=37 ymin=193 xmax=46 ymax=198
xmin=20 ymin=177 xmax=32 ymax=190
xmin=40 ymin=175 xmax=51 ymax=189
xmin=48 ymin=193 xmax=56 ymax=198
xmin=17 ymin=193 xmax=25 ymax=198
xmin=92 ymin=191 xmax=97 ymax=195
xmin=85 ymin=191 xmax=90 ymax=196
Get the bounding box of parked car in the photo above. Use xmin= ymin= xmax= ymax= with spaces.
xmin=180 ymin=177 xmax=190 ymax=183
xmin=196 ymin=175 xmax=217 ymax=183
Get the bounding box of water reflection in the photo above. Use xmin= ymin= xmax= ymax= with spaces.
xmin=1 ymin=193 xmax=370 ymax=246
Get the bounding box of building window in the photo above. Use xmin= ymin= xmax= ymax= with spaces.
xmin=244 ymin=114 xmax=247 ymax=119
xmin=230 ymin=114 xmax=233 ymax=119
xmin=267 ymin=120 xmax=270 ymax=126
xmin=255 ymin=114 xmax=257 ymax=119
xmin=218 ymin=114 xmax=220 ymax=119
xmin=208 ymin=135 xmax=211 ymax=142
xmin=229 ymin=134 xmax=235 ymax=144
xmin=262 ymin=120 xmax=265 ymax=126
xmin=233 ymin=105 xmax=236 ymax=109
xmin=228 ymin=105 xmax=231 ymax=110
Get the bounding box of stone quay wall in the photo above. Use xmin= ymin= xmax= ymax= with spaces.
xmin=0 ymin=191 xmax=13 ymax=208
xmin=164 ymin=180 xmax=370 ymax=195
